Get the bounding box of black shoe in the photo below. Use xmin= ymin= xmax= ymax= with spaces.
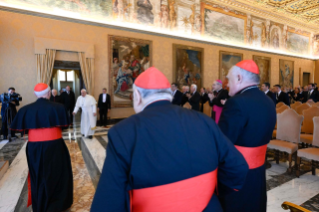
xmin=88 ymin=136 xmax=93 ymax=139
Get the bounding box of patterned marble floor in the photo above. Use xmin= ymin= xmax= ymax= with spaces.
xmin=0 ymin=126 xmax=319 ymax=212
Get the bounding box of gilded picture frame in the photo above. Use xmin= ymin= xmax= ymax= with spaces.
xmin=219 ymin=51 xmax=243 ymax=80
xmin=253 ymin=55 xmax=271 ymax=86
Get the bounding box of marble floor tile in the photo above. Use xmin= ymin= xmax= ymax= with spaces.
xmin=267 ymin=172 xmax=319 ymax=212
xmin=0 ymin=142 xmax=28 ymax=212
xmin=81 ymin=137 xmax=106 ymax=173
xmin=0 ymin=140 xmax=9 ymax=150
xmin=0 ymin=139 xmax=25 ymax=165
xmin=65 ymin=140 xmax=95 ymax=212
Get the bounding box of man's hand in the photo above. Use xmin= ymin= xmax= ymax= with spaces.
xmin=186 ymin=93 xmax=191 ymax=99
xmin=93 ymin=113 xmax=97 ymax=117
xmin=221 ymin=99 xmax=227 ymax=105
xmin=11 ymin=101 xmax=16 ymax=105
xmin=108 ymin=109 xmax=111 ymax=112
xmin=208 ymin=93 xmax=214 ymax=100
xmin=97 ymin=108 xmax=99 ymax=111
xmin=72 ymin=112 xmax=76 ymax=115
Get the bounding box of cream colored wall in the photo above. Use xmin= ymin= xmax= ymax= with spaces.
xmin=0 ymin=11 xmax=315 ymax=118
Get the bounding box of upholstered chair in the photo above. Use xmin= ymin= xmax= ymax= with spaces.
xmin=291 ymin=102 xmax=302 ymax=111
xmin=268 ymin=109 xmax=304 ymax=173
xmin=276 ymin=102 xmax=285 ymax=109
xmin=296 ymin=117 xmax=319 ymax=177
xmin=307 ymin=100 xmax=315 ymax=106
xmin=295 ymin=103 xmax=311 ymax=115
xmin=299 ymin=107 xmax=319 ymax=145
xmin=276 ymin=104 xmax=289 ymax=114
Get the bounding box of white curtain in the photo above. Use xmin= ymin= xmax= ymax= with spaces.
xmin=78 ymin=52 xmax=94 ymax=95
xmin=36 ymin=49 xmax=56 ymax=84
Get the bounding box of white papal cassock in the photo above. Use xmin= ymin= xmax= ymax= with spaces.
xmin=73 ymin=94 xmax=97 ymax=137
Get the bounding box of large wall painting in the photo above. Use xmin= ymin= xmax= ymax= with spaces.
xmin=253 ymin=56 xmax=271 ymax=86
xmin=202 ymin=4 xmax=247 ymax=45
xmin=173 ymin=44 xmax=203 ymax=90
xmin=279 ymin=59 xmax=294 ymax=89
xmin=109 ymin=35 xmax=152 ymax=108
xmin=287 ymin=31 xmax=310 ymax=55
xmin=219 ymin=51 xmax=243 ymax=80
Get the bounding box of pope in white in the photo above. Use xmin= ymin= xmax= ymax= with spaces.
xmin=73 ymin=89 xmax=97 ymax=139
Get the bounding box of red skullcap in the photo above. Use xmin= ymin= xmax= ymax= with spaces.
xmin=34 ymin=83 xmax=50 ymax=97
xmin=134 ymin=67 xmax=171 ymax=89
xmin=236 ymin=60 xmax=259 ymax=74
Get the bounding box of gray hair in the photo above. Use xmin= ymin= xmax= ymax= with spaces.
xmin=52 ymin=89 xmax=57 ymax=92
xmin=191 ymin=84 xmax=197 ymax=92
xmin=233 ymin=66 xmax=260 ymax=84
xmin=81 ymin=89 xmax=87 ymax=93
xmin=133 ymin=84 xmax=173 ymax=101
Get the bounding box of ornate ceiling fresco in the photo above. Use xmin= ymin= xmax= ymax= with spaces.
xmin=0 ymin=0 xmax=319 ymax=58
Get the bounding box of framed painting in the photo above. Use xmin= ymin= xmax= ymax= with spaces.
xmin=253 ymin=55 xmax=271 ymax=86
xmin=109 ymin=35 xmax=152 ymax=108
xmin=201 ymin=3 xmax=247 ymax=44
xmin=279 ymin=59 xmax=294 ymax=89
xmin=287 ymin=30 xmax=310 ymax=55
xmin=219 ymin=51 xmax=243 ymax=80
xmin=173 ymin=44 xmax=204 ymax=90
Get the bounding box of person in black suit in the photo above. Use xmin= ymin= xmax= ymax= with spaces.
xmin=261 ymin=82 xmax=276 ymax=105
xmin=171 ymin=83 xmax=183 ymax=106
xmin=273 ymin=84 xmax=290 ymax=106
xmin=314 ymin=83 xmax=318 ymax=92
xmin=301 ymin=86 xmax=309 ymax=103
xmin=50 ymin=89 xmax=61 ymax=103
xmin=60 ymin=86 xmax=76 ymax=124
xmin=98 ymin=88 xmax=111 ymax=127
xmin=291 ymin=87 xmax=303 ymax=102
xmin=186 ymin=84 xmax=201 ymax=111
xmin=307 ymin=83 xmax=318 ymax=103
xmin=181 ymin=85 xmax=190 ymax=106
xmin=200 ymin=87 xmax=209 ymax=112
xmin=208 ymin=80 xmax=229 ymax=121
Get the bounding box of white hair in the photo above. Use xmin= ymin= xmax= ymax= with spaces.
xmin=52 ymin=89 xmax=57 ymax=92
xmin=191 ymin=84 xmax=197 ymax=92
xmin=133 ymin=84 xmax=173 ymax=103
xmin=81 ymin=89 xmax=87 ymax=93
xmin=232 ymin=66 xmax=260 ymax=84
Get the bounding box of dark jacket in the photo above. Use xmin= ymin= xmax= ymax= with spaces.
xmin=50 ymin=95 xmax=61 ymax=103
xmin=172 ymin=90 xmax=183 ymax=106
xmin=60 ymin=91 xmax=76 ymax=110
xmin=218 ymin=86 xmax=276 ymax=212
xmin=265 ymin=90 xmax=276 ymax=105
xmin=181 ymin=92 xmax=189 ymax=106
xmin=307 ymin=90 xmax=318 ymax=102
xmin=209 ymin=89 xmax=229 ymax=108
xmin=200 ymin=93 xmax=209 ymax=112
xmin=98 ymin=93 xmax=111 ymax=109
xmin=276 ymin=91 xmax=290 ymax=106
xmin=188 ymin=92 xmax=201 ymax=111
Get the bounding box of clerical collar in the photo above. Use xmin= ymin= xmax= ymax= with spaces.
xmin=237 ymin=85 xmax=258 ymax=95
xmin=143 ymin=100 xmax=171 ymax=111
xmin=216 ymin=88 xmax=222 ymax=93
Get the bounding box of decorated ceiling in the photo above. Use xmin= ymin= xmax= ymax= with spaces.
xmin=0 ymin=0 xmax=319 ymax=58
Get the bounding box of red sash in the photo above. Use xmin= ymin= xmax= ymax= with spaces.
xmin=235 ymin=145 xmax=267 ymax=169
xmin=129 ymin=169 xmax=217 ymax=212
xmin=27 ymin=127 xmax=63 ymax=207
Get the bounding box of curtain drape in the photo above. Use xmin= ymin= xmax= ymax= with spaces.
xmin=78 ymin=52 xmax=94 ymax=95
xmin=36 ymin=49 xmax=56 ymax=84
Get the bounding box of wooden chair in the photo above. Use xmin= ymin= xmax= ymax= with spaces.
xmin=315 ymin=102 xmax=319 ymax=107
xmin=299 ymin=107 xmax=319 ymax=145
xmin=296 ymin=117 xmax=319 ymax=177
xmin=291 ymin=102 xmax=302 ymax=110
xmin=307 ymin=100 xmax=315 ymax=106
xmin=268 ymin=109 xmax=304 ymax=173
xmin=295 ymin=103 xmax=311 ymax=115
xmin=282 ymin=201 xmax=311 ymax=212
xmin=276 ymin=102 xmax=285 ymax=109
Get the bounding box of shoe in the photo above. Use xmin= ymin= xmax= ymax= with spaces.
xmin=88 ymin=136 xmax=93 ymax=139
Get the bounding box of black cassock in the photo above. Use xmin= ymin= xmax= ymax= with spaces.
xmin=218 ymin=86 xmax=276 ymax=212
xmin=11 ymin=98 xmax=73 ymax=212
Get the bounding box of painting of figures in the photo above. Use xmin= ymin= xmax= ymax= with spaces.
xmin=253 ymin=56 xmax=271 ymax=86
xmin=219 ymin=51 xmax=243 ymax=80
xmin=279 ymin=59 xmax=294 ymax=89
xmin=202 ymin=4 xmax=246 ymax=44
xmin=287 ymin=32 xmax=309 ymax=55
xmin=109 ymin=35 xmax=152 ymax=108
xmin=173 ymin=45 xmax=203 ymax=90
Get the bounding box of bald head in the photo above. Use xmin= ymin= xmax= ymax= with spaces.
xmin=226 ymin=66 xmax=260 ymax=96
xmin=52 ymin=89 xmax=57 ymax=97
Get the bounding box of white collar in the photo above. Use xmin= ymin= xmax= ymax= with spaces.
xmin=278 ymin=90 xmax=281 ymax=95
xmin=265 ymin=89 xmax=269 ymax=94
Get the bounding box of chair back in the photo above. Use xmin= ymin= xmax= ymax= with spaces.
xmin=295 ymin=103 xmax=311 ymax=115
xmin=301 ymin=106 xmax=319 ymax=134
xmin=315 ymin=102 xmax=319 ymax=107
xmin=276 ymin=104 xmax=289 ymax=114
xmin=276 ymin=109 xmax=304 ymax=143
xmin=313 ymin=117 xmax=319 ymax=147
xmin=307 ymin=101 xmax=315 ymax=106
xmin=276 ymin=102 xmax=285 ymax=108
xmin=291 ymin=102 xmax=302 ymax=110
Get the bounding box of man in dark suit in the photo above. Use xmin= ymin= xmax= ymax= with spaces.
xmin=200 ymin=87 xmax=209 ymax=112
xmin=302 ymin=86 xmax=309 ymax=103
xmin=274 ymin=84 xmax=290 ymax=106
xmin=60 ymin=86 xmax=76 ymax=124
xmin=50 ymin=89 xmax=61 ymax=103
xmin=218 ymin=60 xmax=276 ymax=212
xmin=171 ymin=83 xmax=183 ymax=106
xmin=186 ymin=84 xmax=201 ymax=111
xmin=1 ymin=87 xmax=19 ymax=139
xmin=181 ymin=85 xmax=190 ymax=106
xmin=291 ymin=87 xmax=303 ymax=102
xmin=208 ymin=80 xmax=229 ymax=122
xmin=307 ymin=83 xmax=318 ymax=102
xmin=98 ymin=88 xmax=111 ymax=127
xmin=261 ymin=82 xmax=276 ymax=105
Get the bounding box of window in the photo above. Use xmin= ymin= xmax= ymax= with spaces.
xmin=58 ymin=70 xmax=74 ymax=82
